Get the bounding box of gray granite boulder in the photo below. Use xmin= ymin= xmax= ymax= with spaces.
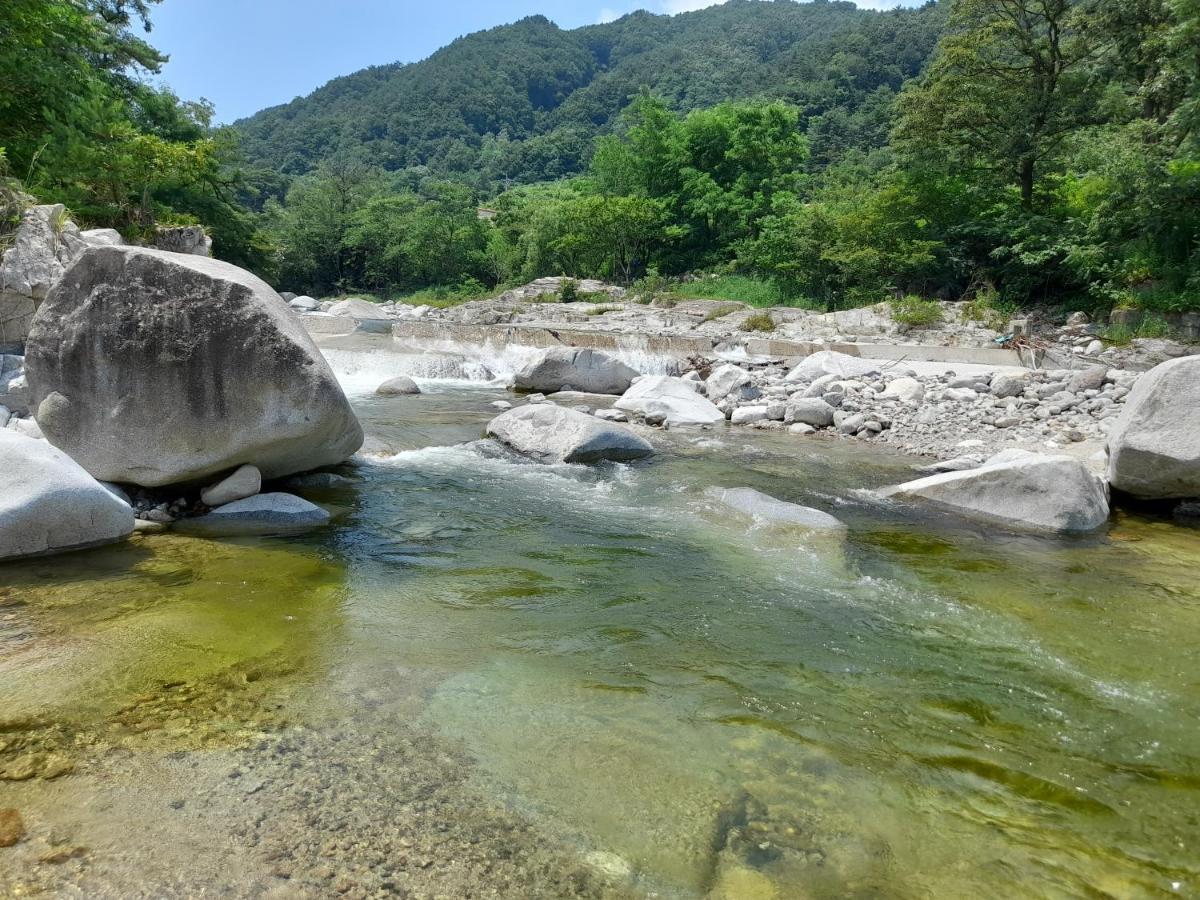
xmin=878 ymin=450 xmax=1109 ymax=533
xmin=486 ymin=404 xmax=653 ymax=464
xmin=512 ymin=348 xmax=639 ymax=395
xmin=26 ymin=246 xmax=363 ymax=487
xmin=175 ymin=492 xmax=330 ymax=537
xmin=376 ymin=375 xmax=421 ymax=396
xmin=1107 ymin=356 xmax=1200 ymax=499
xmin=615 ymin=376 xmax=725 ymax=426
xmin=200 ymin=464 xmax=262 ymax=508
xmin=0 ymin=430 xmax=134 ymax=560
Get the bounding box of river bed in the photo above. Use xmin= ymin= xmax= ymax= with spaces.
xmin=2 ymin=352 xmax=1198 ymax=898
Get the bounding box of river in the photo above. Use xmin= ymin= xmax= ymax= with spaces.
xmin=1 ymin=347 xmax=1198 ymax=898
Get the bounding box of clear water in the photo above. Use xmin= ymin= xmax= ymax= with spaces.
xmin=2 ymin=360 xmax=1199 ymax=898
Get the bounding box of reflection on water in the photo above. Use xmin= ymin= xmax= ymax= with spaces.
xmin=2 ymin=376 xmax=1199 ymax=898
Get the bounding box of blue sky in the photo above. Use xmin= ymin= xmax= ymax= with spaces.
xmin=149 ymin=0 xmax=920 ymax=124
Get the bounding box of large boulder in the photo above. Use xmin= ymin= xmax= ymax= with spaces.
xmin=0 ymin=204 xmax=113 ymax=347
xmin=878 ymin=450 xmax=1109 ymax=533
xmin=486 ymin=404 xmax=653 ymax=464
xmin=1107 ymin=356 xmax=1200 ymax=499
xmin=615 ymin=376 xmax=725 ymax=426
xmin=0 ymin=430 xmax=134 ymax=561
xmin=26 ymin=246 xmax=363 ymax=487
xmin=512 ymin=348 xmax=639 ymax=395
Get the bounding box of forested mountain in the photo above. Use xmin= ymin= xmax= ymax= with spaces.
xmin=234 ymin=0 xmax=944 ymax=188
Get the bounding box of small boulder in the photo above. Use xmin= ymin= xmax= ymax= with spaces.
xmin=990 ymin=372 xmax=1029 ymax=399
xmin=288 ymin=295 xmax=320 ymax=312
xmin=878 ymin=451 xmax=1109 ymax=533
xmin=486 ymin=404 xmax=653 ymax=464
xmin=174 ymin=493 xmax=330 ymax=537
xmin=730 ymin=405 xmax=769 ymax=425
xmin=512 ymin=348 xmax=639 ymax=395
xmin=154 ymin=225 xmax=211 ymax=257
xmin=328 ymin=297 xmax=387 ymax=319
xmin=1067 ymin=365 xmax=1108 ymax=394
xmin=376 ymin=375 xmax=422 ymax=396
xmin=614 ymin=376 xmax=724 ymax=427
xmin=200 ymin=464 xmax=262 ymax=508
xmin=784 ymin=398 xmax=835 ymax=428
xmin=0 ymin=430 xmax=134 ymax=561
xmin=879 ymin=377 xmax=924 ymax=403
xmin=1107 ymin=356 xmax=1200 ymax=499
xmin=706 ymin=364 xmax=760 ymax=404
xmin=785 ymin=351 xmax=885 ymax=383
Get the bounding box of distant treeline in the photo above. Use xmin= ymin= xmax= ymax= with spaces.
xmin=4 ymin=0 xmax=1198 ymax=315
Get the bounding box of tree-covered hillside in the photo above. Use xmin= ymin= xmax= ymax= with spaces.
xmin=234 ymin=1 xmax=944 ymax=189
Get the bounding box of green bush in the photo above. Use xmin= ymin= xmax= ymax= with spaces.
xmin=961 ymin=288 xmax=1017 ymax=331
xmin=890 ymin=295 xmax=943 ymax=328
xmin=742 ymin=312 xmax=776 ymax=332
xmin=671 ymin=274 xmax=793 ymax=308
xmin=558 ymin=278 xmax=580 ymax=302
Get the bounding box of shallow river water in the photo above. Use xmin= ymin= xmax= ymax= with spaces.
xmin=2 ymin=350 xmax=1199 ymax=899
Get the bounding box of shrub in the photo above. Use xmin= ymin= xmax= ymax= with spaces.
xmin=701 ymin=303 xmax=743 ymax=323
xmin=890 ymin=295 xmax=943 ymax=328
xmin=742 ymin=312 xmax=776 ymax=332
xmin=558 ymin=278 xmax=580 ymax=302
xmin=960 ymin=287 xmax=1017 ymax=331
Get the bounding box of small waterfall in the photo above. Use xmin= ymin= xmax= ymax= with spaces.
xmin=325 ymin=337 xmax=680 ymax=397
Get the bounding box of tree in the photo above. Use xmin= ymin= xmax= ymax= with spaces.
xmin=895 ymin=0 xmax=1106 ymax=208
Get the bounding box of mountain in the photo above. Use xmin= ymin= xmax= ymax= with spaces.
xmin=234 ymin=0 xmax=944 ymax=189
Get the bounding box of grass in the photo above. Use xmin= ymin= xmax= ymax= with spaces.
xmin=741 ymin=312 xmax=776 ymax=332
xmin=1100 ymin=313 xmax=1176 ymax=345
xmin=586 ymin=305 xmax=622 ymax=316
xmin=669 ymin=274 xmax=792 ymax=308
xmin=960 ymin=289 xmax=1017 ymax=331
xmin=889 ymin=295 xmax=943 ymax=328
xmin=701 ymin=303 xmax=743 ymax=323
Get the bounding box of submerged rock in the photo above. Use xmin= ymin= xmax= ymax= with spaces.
xmin=0 ymin=809 xmax=24 ymax=847
xmin=0 ymin=430 xmax=134 ymax=561
xmin=512 ymin=347 xmax=639 ymax=395
xmin=376 ymin=375 xmax=422 ymax=396
xmin=1107 ymin=356 xmax=1200 ymax=500
xmin=486 ymin=404 xmax=654 ymax=464
xmin=706 ymin=487 xmax=846 ymax=532
xmin=879 ymin=450 xmax=1109 ymax=533
xmin=174 ymin=493 xmax=330 ymax=537
xmin=615 ymin=375 xmax=725 ymax=427
xmin=26 ymin=246 xmax=363 ymax=487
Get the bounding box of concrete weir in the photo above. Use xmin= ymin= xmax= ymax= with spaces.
xmin=299 ymin=314 xmax=1026 ymax=369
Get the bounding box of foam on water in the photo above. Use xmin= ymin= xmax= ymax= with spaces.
xmin=325 ymin=338 xmax=679 ymax=398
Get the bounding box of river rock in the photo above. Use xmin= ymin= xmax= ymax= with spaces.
xmin=376 ymin=375 xmax=421 ymax=396
xmin=0 ymin=354 xmax=28 ymax=413
xmin=784 ymin=351 xmax=885 ymax=383
xmin=730 ymin=405 xmax=769 ymax=425
xmin=878 ymin=451 xmax=1109 ymax=533
xmin=706 ymin=364 xmax=760 ymax=403
xmin=0 ymin=430 xmax=134 ymax=560
xmin=879 ymin=376 xmax=923 ymax=403
xmin=26 ymin=246 xmax=363 ymax=487
xmin=0 ymin=809 xmax=24 ymax=847
xmin=784 ymin=398 xmax=835 ymax=428
xmin=990 ymin=372 xmax=1029 ymax=398
xmin=289 ymin=295 xmax=320 ymax=312
xmin=512 ymin=348 xmax=638 ymax=395
xmin=1067 ymin=365 xmax=1108 ymax=394
xmin=200 ymin=464 xmax=262 ymax=508
xmin=1106 ymin=356 xmax=1200 ymax=499
xmin=174 ymin=493 xmax=330 ymax=536
xmin=614 ymin=376 xmax=724 ymax=426
xmin=486 ymin=404 xmax=653 ymax=464
xmin=329 ymin=297 xmax=386 ymax=319
xmin=706 ymin=487 xmax=846 ymax=531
